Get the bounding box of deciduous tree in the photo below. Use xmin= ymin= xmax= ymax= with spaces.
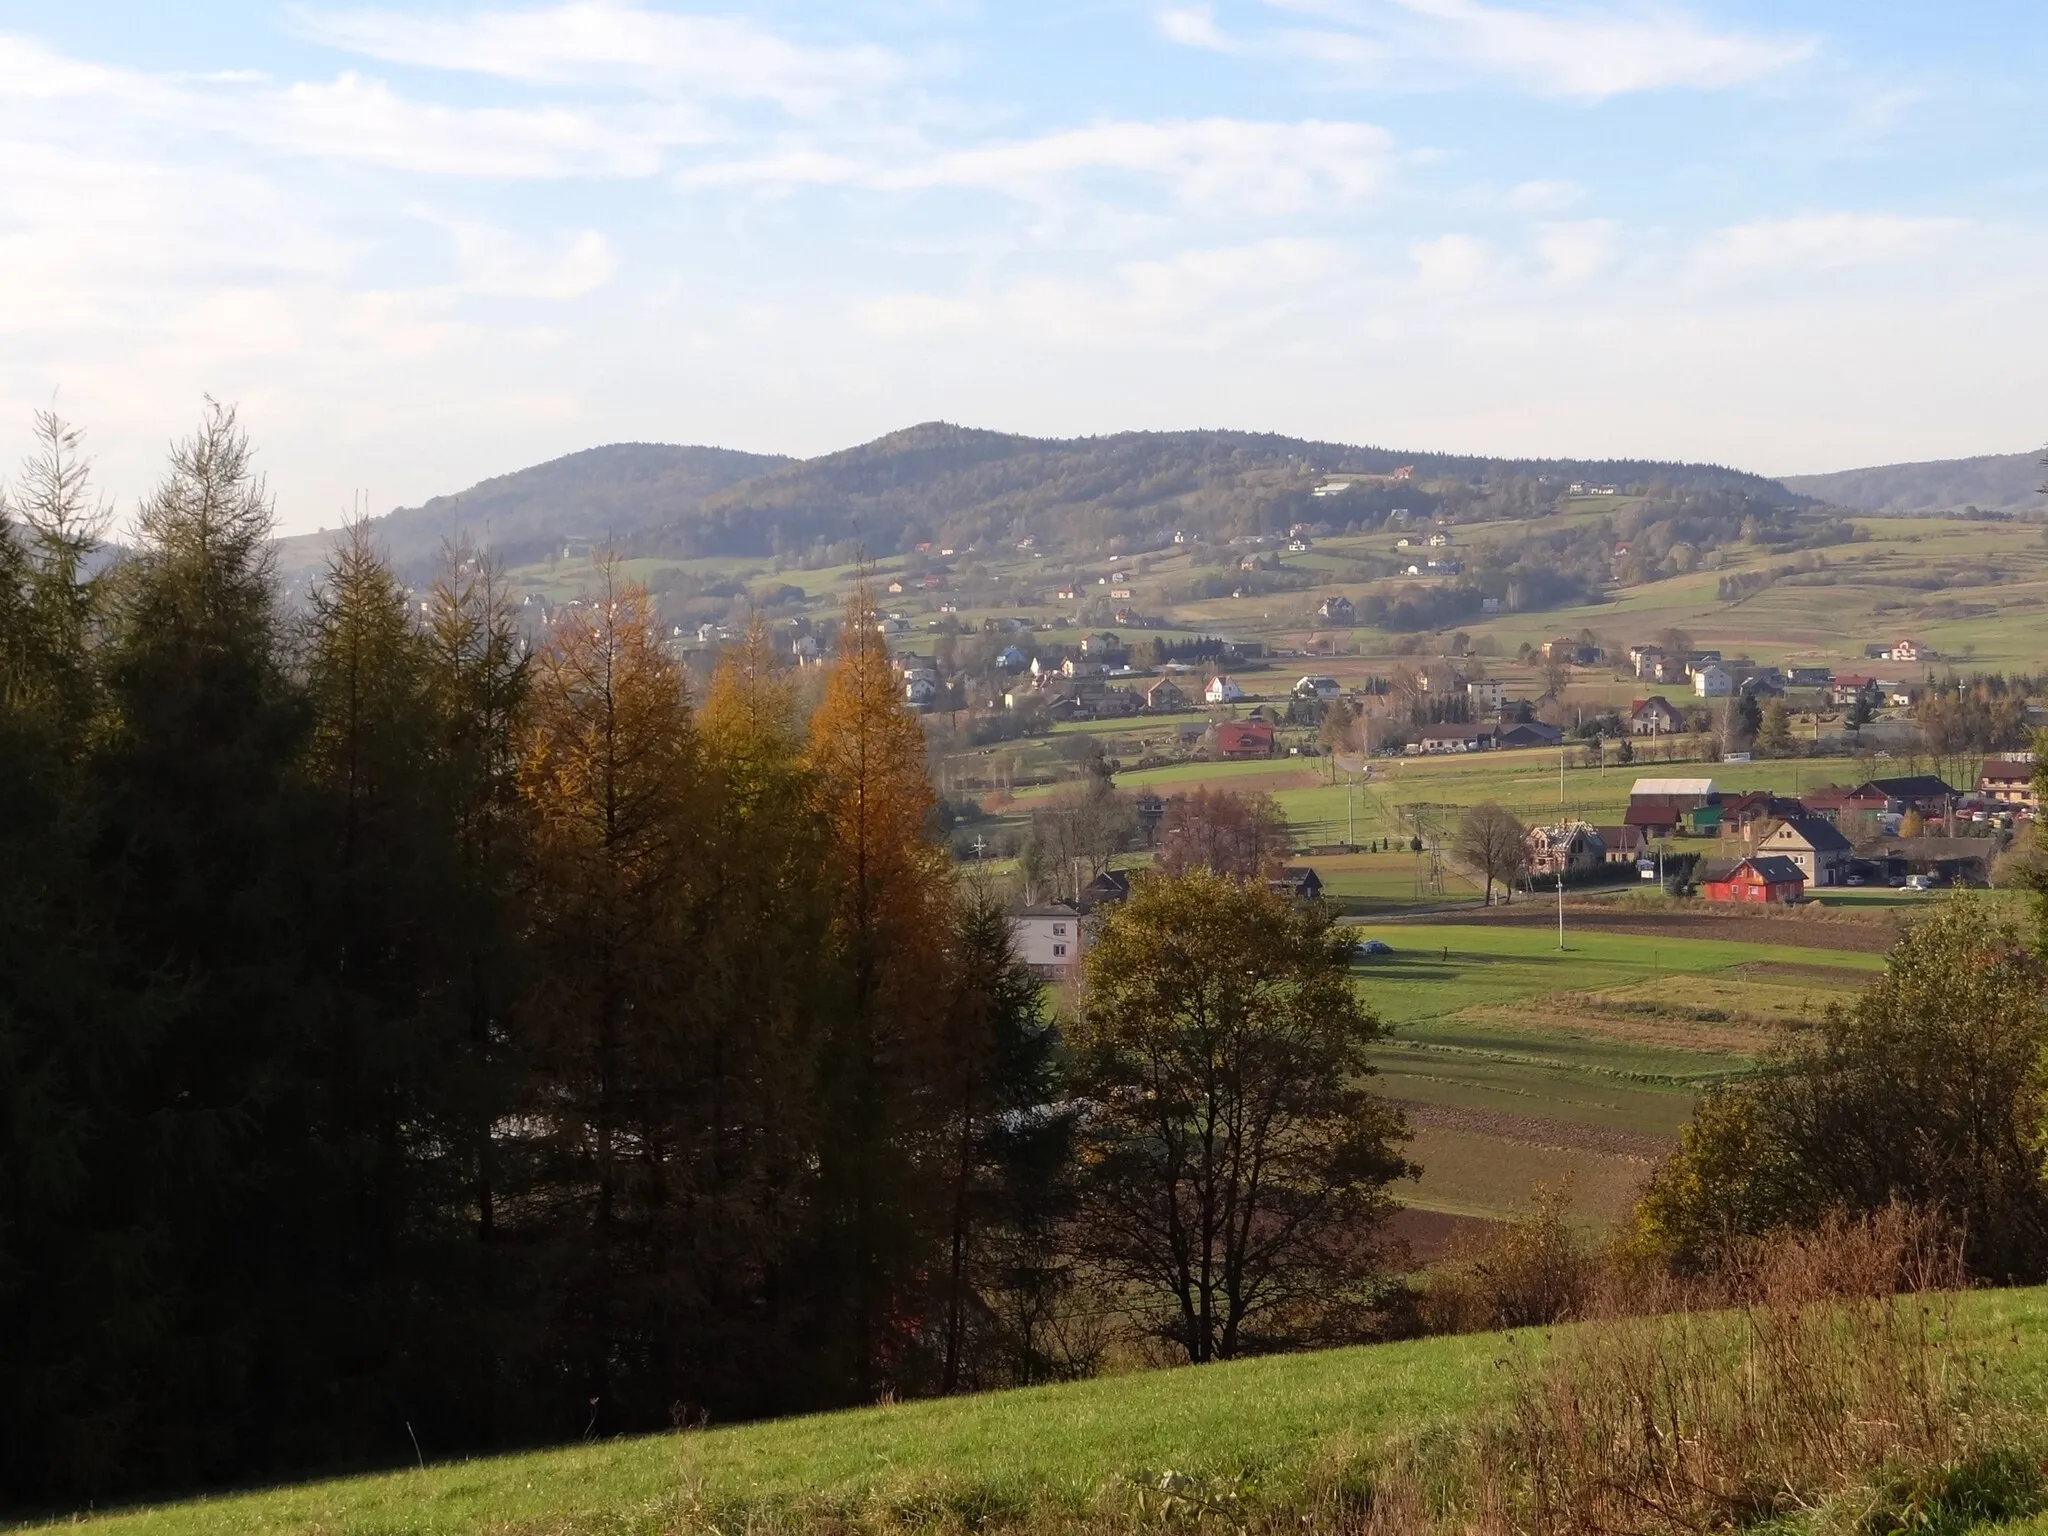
xmin=1454 ymin=801 xmax=1527 ymax=906
xmin=1071 ymin=871 xmax=1412 ymax=1361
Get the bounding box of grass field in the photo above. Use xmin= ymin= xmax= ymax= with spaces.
xmin=47 ymin=1288 xmax=2048 ymax=1536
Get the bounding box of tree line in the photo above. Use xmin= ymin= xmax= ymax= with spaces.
xmin=0 ymin=408 xmax=1413 ymax=1510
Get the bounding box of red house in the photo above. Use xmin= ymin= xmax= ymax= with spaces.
xmin=1212 ymin=720 xmax=1275 ymax=759
xmin=1702 ymin=855 xmax=1806 ymax=905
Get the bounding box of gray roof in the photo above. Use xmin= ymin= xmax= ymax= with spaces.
xmin=1765 ymin=816 xmax=1854 ymax=853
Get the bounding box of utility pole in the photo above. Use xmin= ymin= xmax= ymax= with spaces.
xmin=1559 ymin=746 xmax=1566 ymax=803
xmin=1347 ymin=774 xmax=1356 ymax=848
xmin=1556 ymin=862 xmax=1566 ymax=950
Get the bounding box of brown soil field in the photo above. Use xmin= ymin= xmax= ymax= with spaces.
xmin=1392 ymin=1098 xmax=1675 ymax=1160
xmin=1460 ymin=996 xmax=1773 ymax=1057
xmin=1384 ymin=1205 xmax=1504 ymax=1264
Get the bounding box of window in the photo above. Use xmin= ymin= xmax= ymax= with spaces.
xmin=1053 ymin=944 xmax=1067 ymax=957
xmin=1053 ymin=924 xmax=1067 ymax=936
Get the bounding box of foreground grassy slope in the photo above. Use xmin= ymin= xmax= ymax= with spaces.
xmin=44 ymin=1289 xmax=2048 ymax=1536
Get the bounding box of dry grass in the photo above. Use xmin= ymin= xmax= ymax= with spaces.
xmin=1375 ymin=1206 xmax=2037 ymax=1536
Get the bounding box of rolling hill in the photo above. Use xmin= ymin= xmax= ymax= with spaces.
xmin=1781 ymin=449 xmax=2047 ymax=513
xmin=296 ymin=422 xmax=1798 ymax=575
xmin=273 ymin=441 xmax=789 ymax=578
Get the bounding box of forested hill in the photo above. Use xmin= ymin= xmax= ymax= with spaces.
xmin=275 ymin=441 xmax=789 ymax=575
xmin=1780 ymin=449 xmax=2047 ymax=513
xmin=299 ymin=422 xmax=1798 ymax=571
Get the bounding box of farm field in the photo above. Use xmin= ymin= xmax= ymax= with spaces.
xmin=1348 ymin=922 xmax=1886 ymax=1223
xmin=50 ymin=1288 xmax=2048 ymax=1536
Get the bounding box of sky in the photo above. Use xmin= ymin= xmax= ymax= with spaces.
xmin=2 ymin=1 xmax=2045 ymax=535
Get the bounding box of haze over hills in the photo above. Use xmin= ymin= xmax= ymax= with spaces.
xmin=1780 ymin=449 xmax=2048 ymax=514
xmin=274 ymin=441 xmax=789 ymax=576
xmin=299 ymin=422 xmax=1798 ymax=575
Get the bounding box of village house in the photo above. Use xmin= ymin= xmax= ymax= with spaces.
xmin=1593 ymin=824 xmax=1650 ymax=865
xmin=1629 ymin=696 xmax=1682 ymax=735
xmin=1008 ymin=903 xmax=1084 ymax=978
xmin=1525 ymin=822 xmax=1606 ymax=878
xmin=1889 ymin=638 xmax=1928 ymax=663
xmin=1079 ymin=869 xmax=1133 ymax=911
xmin=1467 ymin=678 xmax=1505 ymax=712
xmin=1625 ymin=777 xmax=1720 ymax=838
xmin=1755 ymin=817 xmax=1855 ymax=887
xmin=1212 ymin=720 xmax=1275 ymax=759
xmin=1830 ymin=674 xmax=1878 ymax=706
xmin=1717 ymin=789 xmax=1807 ymax=842
xmin=1798 ymin=783 xmax=1891 ymax=822
xmin=1205 ymin=674 xmax=1244 ymax=704
xmin=1143 ymin=676 xmax=1189 ymax=712
xmin=1317 ymin=594 xmax=1356 ymax=623
xmin=1427 ymin=531 xmax=1452 ymax=548
xmin=1702 ymin=856 xmax=1807 ymax=905
xmin=1266 ymin=866 xmax=1325 ymax=901
xmin=1292 ymin=675 xmax=1343 ymax=701
xmin=1693 ymin=663 xmax=1734 ymax=698
xmin=1979 ymin=756 xmax=2038 ymax=813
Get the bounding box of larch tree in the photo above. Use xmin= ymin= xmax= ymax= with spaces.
xmin=804 ymin=586 xmax=953 ymax=1396
xmin=517 ymin=564 xmax=704 ymax=1425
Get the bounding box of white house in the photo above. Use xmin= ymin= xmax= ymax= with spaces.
xmin=1693 ymin=663 xmax=1734 ymax=698
xmin=1009 ymin=903 xmax=1084 ymax=978
xmin=1467 ymin=678 xmax=1505 ymax=711
xmin=1205 ymin=674 xmax=1244 ymax=704
xmin=1292 ymin=675 xmax=1342 ymax=701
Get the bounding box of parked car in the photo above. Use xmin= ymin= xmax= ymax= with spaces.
xmin=1906 ymin=874 xmax=1934 ymax=891
xmin=1353 ymin=938 xmax=1393 ymax=957
xmin=1845 ymin=874 xmax=1867 ymax=887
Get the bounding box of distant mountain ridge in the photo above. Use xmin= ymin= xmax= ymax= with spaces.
xmin=1780 ymin=450 xmax=2047 ymax=513
xmin=297 ymin=421 xmax=1798 ymax=575
xmin=275 ymin=441 xmax=790 ymax=576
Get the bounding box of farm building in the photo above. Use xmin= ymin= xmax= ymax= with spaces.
xmin=1865 ymin=775 xmax=1957 ymax=816
xmin=1412 ymin=723 xmax=1500 ymax=754
xmin=1266 ymin=867 xmax=1325 ymax=901
xmin=1702 ymin=856 xmax=1806 ymax=905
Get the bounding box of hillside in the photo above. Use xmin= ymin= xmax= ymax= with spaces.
xmin=1782 ymin=449 xmax=2047 ymax=513
xmin=46 ymin=1286 xmax=2048 ymax=1535
xmin=298 ymin=422 xmax=1799 ymax=575
xmin=273 ymin=442 xmax=789 ymax=578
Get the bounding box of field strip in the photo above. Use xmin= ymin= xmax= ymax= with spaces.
xmin=1392 ymin=1099 xmax=1673 ymax=1159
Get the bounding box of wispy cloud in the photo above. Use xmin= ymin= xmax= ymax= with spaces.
xmin=681 ymin=118 xmax=1394 ymax=214
xmin=1159 ymin=0 xmax=1817 ymax=99
xmin=294 ymin=1 xmax=906 ymax=115
xmin=1691 ymin=211 xmax=1968 ymax=280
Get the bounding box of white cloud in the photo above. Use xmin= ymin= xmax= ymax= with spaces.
xmin=1692 ymin=212 xmax=1969 ymax=280
xmin=1410 ymin=232 xmax=1492 ymax=294
xmin=681 ymin=118 xmax=1393 ymax=214
xmin=427 ymin=218 xmax=617 ymax=299
xmin=295 ymin=1 xmax=905 ymax=114
xmin=1507 ymin=178 xmax=1582 ymax=213
xmin=1535 ymin=218 xmax=1616 ymax=282
xmin=1164 ymin=0 xmax=1817 ymax=99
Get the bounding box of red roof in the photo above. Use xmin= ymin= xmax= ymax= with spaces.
xmin=1214 ymin=721 xmax=1274 ymax=757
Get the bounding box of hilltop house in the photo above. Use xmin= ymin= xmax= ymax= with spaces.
xmin=1703 ymin=856 xmax=1807 ymax=905
xmin=1629 ymin=696 xmax=1682 ymax=735
xmin=1755 ymin=817 xmax=1855 ymax=888
xmin=1318 ymin=595 xmax=1356 ymax=624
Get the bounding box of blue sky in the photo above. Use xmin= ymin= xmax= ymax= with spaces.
xmin=2 ymin=1 xmax=2044 ymax=534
